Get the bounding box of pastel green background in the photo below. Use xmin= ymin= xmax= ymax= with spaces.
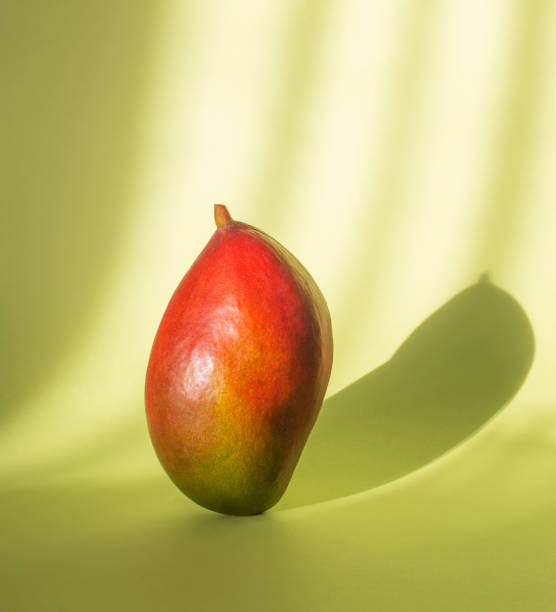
xmin=2 ymin=1 xmax=556 ymax=610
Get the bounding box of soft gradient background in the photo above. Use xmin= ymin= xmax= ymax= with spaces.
xmin=2 ymin=1 xmax=556 ymax=610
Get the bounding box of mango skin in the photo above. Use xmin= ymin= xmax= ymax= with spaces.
xmin=145 ymin=216 xmax=333 ymax=515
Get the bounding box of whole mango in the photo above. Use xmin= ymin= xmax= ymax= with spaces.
xmin=145 ymin=205 xmax=333 ymax=515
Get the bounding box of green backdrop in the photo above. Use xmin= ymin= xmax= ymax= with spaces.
xmin=2 ymin=1 xmax=556 ymax=610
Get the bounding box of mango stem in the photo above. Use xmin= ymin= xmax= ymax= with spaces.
xmin=214 ymin=204 xmax=233 ymax=227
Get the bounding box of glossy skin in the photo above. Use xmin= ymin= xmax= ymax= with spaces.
xmin=145 ymin=206 xmax=333 ymax=515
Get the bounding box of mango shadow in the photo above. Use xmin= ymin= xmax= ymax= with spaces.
xmin=279 ymin=278 xmax=535 ymax=509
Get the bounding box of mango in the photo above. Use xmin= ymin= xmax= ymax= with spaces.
xmin=145 ymin=205 xmax=333 ymax=514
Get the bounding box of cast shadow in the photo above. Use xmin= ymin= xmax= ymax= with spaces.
xmin=279 ymin=277 xmax=535 ymax=509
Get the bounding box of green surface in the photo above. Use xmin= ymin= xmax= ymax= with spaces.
xmin=3 ymin=2 xmax=556 ymax=610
